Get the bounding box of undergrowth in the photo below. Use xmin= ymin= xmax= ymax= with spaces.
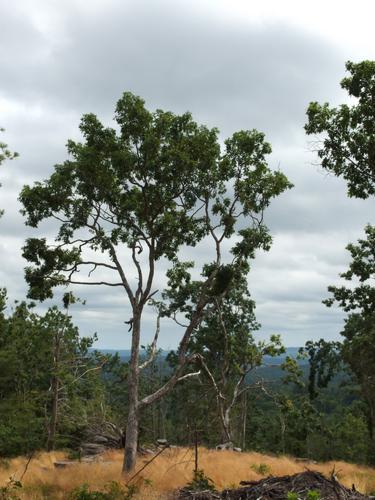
xmin=185 ymin=469 xmax=215 ymax=492
xmin=69 ymin=481 xmax=137 ymax=500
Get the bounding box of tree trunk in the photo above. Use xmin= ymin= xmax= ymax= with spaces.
xmin=122 ymin=313 xmax=141 ymax=473
xmin=241 ymin=391 xmax=247 ymax=450
xmin=47 ymin=376 xmax=59 ymax=451
xmin=47 ymin=332 xmax=61 ymax=452
xmin=221 ymin=407 xmax=232 ymax=443
xmin=280 ymin=413 xmax=286 ymax=455
xmin=123 ymin=402 xmax=139 ymax=472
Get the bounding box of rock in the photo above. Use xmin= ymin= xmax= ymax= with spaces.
xmin=216 ymin=442 xmax=234 ymax=450
xmin=81 ymin=443 xmax=106 ymax=456
xmin=91 ymin=436 xmax=108 ymax=444
xmin=54 ymin=461 xmax=75 ymax=468
xmin=143 ymin=448 xmax=156 ymax=454
xmin=156 ymin=438 xmax=168 ymax=446
xmin=233 ymin=447 xmax=242 ymax=452
xmin=295 ymin=457 xmax=317 ymax=464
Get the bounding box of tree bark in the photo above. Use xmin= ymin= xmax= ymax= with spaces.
xmin=123 ymin=401 xmax=139 ymax=472
xmin=122 ymin=313 xmax=141 ymax=473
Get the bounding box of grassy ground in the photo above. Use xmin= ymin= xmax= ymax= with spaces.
xmin=1 ymin=448 xmax=375 ymax=498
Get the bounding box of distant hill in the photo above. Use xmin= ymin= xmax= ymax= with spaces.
xmin=97 ymin=347 xmax=308 ymax=380
xmin=95 ymin=347 xmax=305 ymax=368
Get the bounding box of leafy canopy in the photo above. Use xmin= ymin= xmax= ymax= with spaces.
xmin=324 ymin=224 xmax=375 ymax=314
xmin=305 ymin=60 xmax=375 ymax=199
xmin=20 ymin=92 xmax=292 ymax=304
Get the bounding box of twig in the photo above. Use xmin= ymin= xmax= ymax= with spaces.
xmin=19 ymin=451 xmax=35 ymax=482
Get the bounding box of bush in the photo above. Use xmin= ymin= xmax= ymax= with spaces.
xmin=69 ymin=482 xmax=137 ymax=500
xmin=0 ymin=478 xmax=22 ymax=500
xmin=251 ymin=463 xmax=271 ymax=476
xmin=185 ymin=469 xmax=215 ymax=492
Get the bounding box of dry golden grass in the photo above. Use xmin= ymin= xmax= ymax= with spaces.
xmin=1 ymin=448 xmax=375 ymax=498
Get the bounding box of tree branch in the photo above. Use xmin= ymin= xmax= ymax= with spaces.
xmin=139 ymin=314 xmax=160 ymax=371
xmin=69 ymin=280 xmax=124 ymax=286
xmin=176 ymin=370 xmax=201 ymax=382
xmin=107 ymin=240 xmax=135 ymax=306
xmin=132 ymin=242 xmax=143 ymax=301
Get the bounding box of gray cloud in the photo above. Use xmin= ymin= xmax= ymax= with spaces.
xmin=0 ymin=0 xmax=373 ymax=349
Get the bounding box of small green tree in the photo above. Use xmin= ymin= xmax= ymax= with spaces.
xmin=40 ymin=296 xmax=103 ymax=451
xmin=0 ymin=295 xmax=102 ymax=455
xmin=20 ymin=92 xmax=292 ymax=471
xmin=176 ymin=270 xmax=284 ymax=446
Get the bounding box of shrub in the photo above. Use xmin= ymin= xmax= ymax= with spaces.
xmin=69 ymin=481 xmax=137 ymax=500
xmin=251 ymin=463 xmax=271 ymax=476
xmin=185 ymin=469 xmax=216 ymax=492
xmin=0 ymin=478 xmax=22 ymax=500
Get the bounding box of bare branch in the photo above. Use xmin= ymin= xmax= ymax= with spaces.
xmin=107 ymin=240 xmax=135 ymax=306
xmin=132 ymin=243 xmax=143 ymax=300
xmin=197 ymin=354 xmax=225 ymax=400
xmin=176 ymin=370 xmax=201 ymax=382
xmin=204 ymin=196 xmax=221 ymax=264
xmin=69 ymin=280 xmax=124 ymax=286
xmin=139 ymin=314 xmax=160 ymax=371
xmin=140 ymin=242 xmax=155 ymax=307
xmin=171 ymin=312 xmax=189 ymax=329
xmin=79 ymin=261 xmax=117 ymax=271
xmin=214 ymin=298 xmax=229 ymax=384
xmin=58 ymin=365 xmax=104 ymax=392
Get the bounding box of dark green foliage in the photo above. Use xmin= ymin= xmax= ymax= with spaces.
xmin=69 ymin=482 xmax=137 ymax=500
xmin=305 ymin=60 xmax=375 ymax=199
xmin=165 ymin=266 xmax=284 ymax=445
xmin=0 ymin=295 xmax=105 ymax=456
xmin=322 ymin=226 xmax=375 ymax=461
xmin=0 ymin=478 xmax=22 ymax=500
xmin=251 ymin=463 xmax=271 ymax=476
xmin=306 ymin=491 xmax=321 ymax=500
xmin=301 ymin=340 xmax=342 ymax=400
xmin=324 ymin=225 xmax=375 ymax=314
xmin=185 ymin=469 xmax=215 ymax=492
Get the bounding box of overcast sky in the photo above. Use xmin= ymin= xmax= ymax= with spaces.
xmin=1 ymin=0 xmax=374 ymax=349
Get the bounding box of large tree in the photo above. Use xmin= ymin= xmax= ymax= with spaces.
xmin=305 ymin=60 xmax=375 ymax=199
xmin=20 ymin=92 xmax=291 ymax=472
